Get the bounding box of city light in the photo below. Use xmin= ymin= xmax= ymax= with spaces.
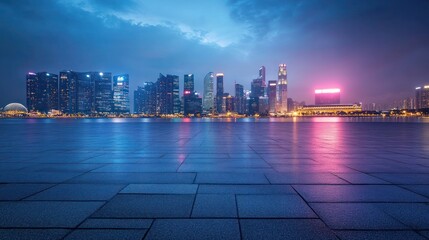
xmin=216 ymin=73 xmax=224 ymax=77
xmin=118 ymin=76 xmax=124 ymax=81
xmin=315 ymin=88 xmax=341 ymax=94
xmin=99 ymin=72 xmax=103 ymax=76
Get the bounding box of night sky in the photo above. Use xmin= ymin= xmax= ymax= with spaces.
xmin=1 ymin=0 xmax=428 ymax=108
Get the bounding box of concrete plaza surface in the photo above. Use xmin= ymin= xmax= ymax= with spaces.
xmin=0 ymin=118 xmax=429 ymax=240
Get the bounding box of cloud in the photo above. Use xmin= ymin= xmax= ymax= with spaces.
xmin=62 ymin=0 xmax=250 ymax=48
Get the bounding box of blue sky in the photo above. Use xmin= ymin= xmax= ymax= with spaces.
xmin=1 ymin=0 xmax=428 ymax=108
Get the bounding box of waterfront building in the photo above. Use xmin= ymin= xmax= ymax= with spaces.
xmin=59 ymin=70 xmax=78 ymax=114
xmin=268 ymin=80 xmax=277 ymax=113
xmin=113 ymin=74 xmax=130 ymax=113
xmin=26 ymin=72 xmax=58 ymax=113
xmin=277 ymin=64 xmax=288 ymax=113
xmin=315 ymin=88 xmax=341 ymax=105
xmin=156 ymin=74 xmax=180 ymax=115
xmin=203 ymin=72 xmax=214 ymax=113
xmin=184 ymin=74 xmax=194 ymax=94
xmin=216 ymin=73 xmax=224 ymax=114
xmin=94 ymin=72 xmax=113 ymax=113
xmin=415 ymin=85 xmax=429 ymax=109
xmin=134 ymin=82 xmax=157 ymax=114
xmin=234 ymin=83 xmax=245 ymax=114
xmin=297 ymin=104 xmax=362 ymax=114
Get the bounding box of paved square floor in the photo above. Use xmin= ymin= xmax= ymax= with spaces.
xmin=0 ymin=118 xmax=429 ymax=239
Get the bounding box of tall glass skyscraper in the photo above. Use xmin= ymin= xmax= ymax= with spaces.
xmin=277 ymin=64 xmax=288 ymax=113
xmin=26 ymin=72 xmax=58 ymax=113
xmin=59 ymin=70 xmax=78 ymax=114
xmin=94 ymin=72 xmax=113 ymax=113
xmin=113 ymin=74 xmax=130 ymax=113
xmin=184 ymin=74 xmax=194 ymax=94
xmin=216 ymin=73 xmax=224 ymax=114
xmin=77 ymin=72 xmax=93 ymax=114
xmin=134 ymin=82 xmax=156 ymax=114
xmin=203 ymin=72 xmax=214 ymax=113
xmin=234 ymin=83 xmax=245 ymax=114
xmin=156 ymin=74 xmax=180 ymax=114
xmin=268 ymin=80 xmax=277 ymax=113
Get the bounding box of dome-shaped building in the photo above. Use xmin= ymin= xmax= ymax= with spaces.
xmin=2 ymin=103 xmax=28 ymax=115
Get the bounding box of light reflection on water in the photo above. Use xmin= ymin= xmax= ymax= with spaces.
xmin=1 ymin=116 xmax=428 ymax=124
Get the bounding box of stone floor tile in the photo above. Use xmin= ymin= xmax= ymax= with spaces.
xmin=240 ymin=219 xmax=338 ymax=240
xmin=195 ymin=173 xmax=269 ymax=184
xmin=0 ymin=229 xmax=70 ymax=240
xmin=293 ymin=185 xmax=428 ymax=202
xmin=191 ymin=194 xmax=237 ymax=218
xmin=27 ymin=184 xmax=125 ymax=200
xmin=378 ymin=203 xmax=429 ymax=229
xmin=237 ymin=194 xmax=316 ymax=218
xmin=198 ymin=184 xmax=295 ymax=194
xmin=144 ymin=219 xmax=240 ymax=240
xmin=68 ymin=172 xmax=196 ymax=184
xmin=0 ymin=184 xmax=52 ymax=200
xmin=0 ymin=201 xmax=103 ymax=228
xmin=310 ymin=203 xmax=408 ymax=230
xmin=92 ymin=194 xmax=194 ymax=218
xmin=266 ymin=173 xmax=348 ymax=184
xmin=64 ymin=229 xmax=147 ymax=240
xmin=79 ymin=218 xmax=153 ymax=229
xmin=334 ymin=230 xmax=426 ymax=240
xmin=120 ymin=184 xmax=198 ymax=194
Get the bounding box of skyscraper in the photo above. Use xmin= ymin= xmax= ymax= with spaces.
xmin=113 ymin=74 xmax=130 ymax=113
xmin=59 ymin=70 xmax=78 ymax=114
xmin=134 ymin=82 xmax=156 ymax=114
xmin=416 ymin=85 xmax=429 ymax=109
xmin=184 ymin=74 xmax=194 ymax=94
xmin=216 ymin=73 xmax=224 ymax=114
xmin=26 ymin=72 xmax=58 ymax=113
xmin=94 ymin=72 xmax=113 ymax=113
xmin=268 ymin=80 xmax=277 ymax=113
xmin=203 ymin=72 xmax=214 ymax=113
xmin=259 ymin=66 xmax=266 ymax=93
xmin=26 ymin=72 xmax=39 ymax=112
xmin=156 ymin=74 xmax=180 ymax=115
xmin=77 ymin=73 xmax=93 ymax=114
xmin=277 ymin=64 xmax=288 ymax=113
xmin=234 ymin=83 xmax=245 ymax=114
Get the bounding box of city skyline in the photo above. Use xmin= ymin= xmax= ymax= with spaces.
xmin=1 ymin=0 xmax=428 ymax=108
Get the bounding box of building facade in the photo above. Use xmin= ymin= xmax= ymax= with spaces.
xmin=216 ymin=73 xmax=224 ymax=114
xmin=203 ymin=72 xmax=214 ymax=113
xmin=113 ymin=74 xmax=130 ymax=113
xmin=416 ymin=85 xmax=429 ymax=109
xmin=277 ymin=64 xmax=288 ymax=113
xmin=59 ymin=70 xmax=78 ymax=114
xmin=268 ymin=80 xmax=277 ymax=113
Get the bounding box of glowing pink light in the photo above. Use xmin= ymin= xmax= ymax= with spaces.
xmin=28 ymin=72 xmax=36 ymax=75
xmin=315 ymin=88 xmax=341 ymax=94
xmin=184 ymin=90 xmax=191 ymax=95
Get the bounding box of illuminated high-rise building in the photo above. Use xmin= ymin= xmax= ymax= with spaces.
xmin=59 ymin=70 xmax=78 ymax=114
xmin=259 ymin=66 xmax=266 ymax=94
xmin=234 ymin=83 xmax=245 ymax=114
xmin=416 ymin=85 xmax=429 ymax=109
xmin=268 ymin=80 xmax=277 ymax=113
xmin=203 ymin=72 xmax=214 ymax=113
xmin=26 ymin=72 xmax=58 ymax=113
xmin=216 ymin=73 xmax=224 ymax=113
xmin=113 ymin=74 xmax=130 ymax=113
xmin=94 ymin=72 xmax=113 ymax=113
xmin=184 ymin=74 xmax=194 ymax=94
xmin=77 ymin=72 xmax=93 ymax=114
xmin=134 ymin=82 xmax=156 ymax=114
xmin=26 ymin=72 xmax=40 ymax=112
xmin=156 ymin=74 xmax=180 ymax=114
xmin=277 ymin=64 xmax=288 ymax=113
